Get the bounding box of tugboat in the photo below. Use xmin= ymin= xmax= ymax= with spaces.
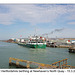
xmin=18 ymin=35 xmax=46 ymax=49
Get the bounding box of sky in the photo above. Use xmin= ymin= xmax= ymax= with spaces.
xmin=0 ymin=4 xmax=75 ymax=40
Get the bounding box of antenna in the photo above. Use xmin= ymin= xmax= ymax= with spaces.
xmin=34 ymin=27 xmax=37 ymax=36
xmin=35 ymin=27 xmax=37 ymax=35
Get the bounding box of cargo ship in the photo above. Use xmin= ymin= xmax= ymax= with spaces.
xmin=18 ymin=36 xmax=46 ymax=48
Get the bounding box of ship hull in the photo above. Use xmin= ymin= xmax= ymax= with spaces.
xmin=18 ymin=43 xmax=46 ymax=49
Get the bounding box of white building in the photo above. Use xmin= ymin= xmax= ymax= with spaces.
xmin=16 ymin=39 xmax=20 ymax=42
xmin=71 ymin=40 xmax=75 ymax=43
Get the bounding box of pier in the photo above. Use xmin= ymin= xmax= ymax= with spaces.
xmin=9 ymin=57 xmax=75 ymax=69
xmin=57 ymin=45 xmax=72 ymax=48
xmin=69 ymin=47 xmax=75 ymax=53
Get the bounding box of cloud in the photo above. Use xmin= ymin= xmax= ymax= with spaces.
xmin=0 ymin=13 xmax=14 ymax=25
xmin=60 ymin=28 xmax=75 ymax=38
xmin=0 ymin=4 xmax=69 ymax=25
xmin=68 ymin=22 xmax=75 ymax=25
xmin=0 ymin=4 xmax=75 ymax=26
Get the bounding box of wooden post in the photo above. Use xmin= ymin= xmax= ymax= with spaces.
xmin=9 ymin=57 xmax=12 ymax=65
xmin=38 ymin=66 xmax=41 ymax=69
xmin=9 ymin=59 xmax=11 ymax=64
xmin=27 ymin=61 xmax=30 ymax=69
xmin=63 ymin=60 xmax=64 ymax=64
xmin=66 ymin=59 xmax=67 ymax=65
xmin=59 ymin=62 xmax=60 ymax=68
xmin=16 ymin=60 xmax=19 ymax=66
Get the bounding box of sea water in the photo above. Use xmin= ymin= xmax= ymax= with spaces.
xmin=0 ymin=42 xmax=75 ymax=69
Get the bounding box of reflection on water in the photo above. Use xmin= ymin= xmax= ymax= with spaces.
xmin=0 ymin=44 xmax=9 ymax=47
xmin=29 ymin=48 xmax=46 ymax=53
xmin=0 ymin=42 xmax=75 ymax=68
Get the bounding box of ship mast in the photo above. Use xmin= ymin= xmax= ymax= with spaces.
xmin=34 ymin=27 xmax=37 ymax=36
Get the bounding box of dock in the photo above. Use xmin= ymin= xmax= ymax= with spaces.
xmin=69 ymin=47 xmax=75 ymax=53
xmin=57 ymin=45 xmax=72 ymax=48
xmin=9 ymin=57 xmax=75 ymax=69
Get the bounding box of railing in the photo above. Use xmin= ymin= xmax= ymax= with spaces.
xmin=9 ymin=57 xmax=75 ymax=69
xmin=9 ymin=57 xmax=55 ymax=69
xmin=52 ymin=58 xmax=68 ymax=69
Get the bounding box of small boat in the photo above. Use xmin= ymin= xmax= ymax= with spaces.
xmin=18 ymin=36 xmax=46 ymax=49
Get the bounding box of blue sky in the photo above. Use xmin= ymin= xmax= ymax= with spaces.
xmin=0 ymin=4 xmax=75 ymax=40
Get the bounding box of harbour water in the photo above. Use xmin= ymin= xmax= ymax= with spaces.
xmin=0 ymin=42 xmax=75 ymax=69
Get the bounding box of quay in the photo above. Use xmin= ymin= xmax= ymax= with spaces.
xmin=46 ymin=42 xmax=73 ymax=48
xmin=9 ymin=57 xmax=75 ymax=69
xmin=57 ymin=45 xmax=72 ymax=48
xmin=69 ymin=47 xmax=75 ymax=53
